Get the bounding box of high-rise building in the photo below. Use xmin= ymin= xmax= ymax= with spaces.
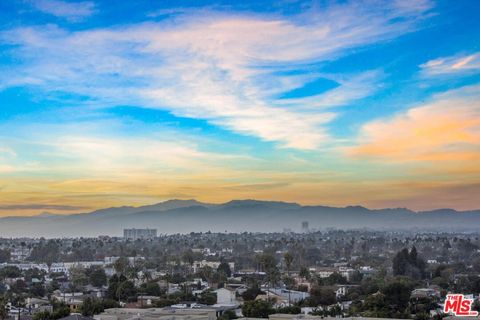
xmin=301 ymin=221 xmax=309 ymax=233
xmin=123 ymin=228 xmax=157 ymax=240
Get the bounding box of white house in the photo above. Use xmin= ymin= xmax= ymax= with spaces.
xmin=192 ymin=260 xmax=235 ymax=274
xmin=215 ymin=288 xmax=236 ymax=305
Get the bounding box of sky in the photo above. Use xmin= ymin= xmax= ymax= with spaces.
xmin=0 ymin=0 xmax=479 ymax=216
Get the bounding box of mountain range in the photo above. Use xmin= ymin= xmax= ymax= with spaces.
xmin=0 ymin=199 xmax=479 ymax=238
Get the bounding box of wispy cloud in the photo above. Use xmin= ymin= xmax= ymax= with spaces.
xmin=347 ymin=85 xmax=480 ymax=168
xmin=0 ymin=147 xmax=16 ymax=156
xmin=421 ymin=52 xmax=480 ymax=76
xmin=1 ymin=2 xmax=432 ymax=149
xmin=0 ymin=204 xmax=86 ymax=211
xmin=0 ymin=122 xmax=243 ymax=178
xmin=29 ymin=0 xmax=96 ymax=21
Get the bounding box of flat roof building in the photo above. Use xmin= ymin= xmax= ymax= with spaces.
xmin=94 ymin=307 xmax=216 ymax=320
xmin=123 ymin=228 xmax=157 ymax=240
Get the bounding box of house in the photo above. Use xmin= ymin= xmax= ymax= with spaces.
xmin=52 ymin=291 xmax=86 ymax=313
xmin=256 ymin=292 xmax=286 ymax=307
xmin=338 ymin=267 xmax=356 ymax=281
xmin=26 ymin=297 xmax=53 ymax=314
xmin=215 ymin=287 xmax=236 ymax=305
xmin=312 ymin=267 xmax=336 ymax=278
xmin=225 ymin=283 xmax=248 ymax=295
xmin=410 ymin=288 xmax=441 ymax=300
xmin=335 ymin=285 xmax=358 ymax=299
xmin=192 ymin=260 xmax=235 ymax=274
xmin=94 ymin=307 xmax=216 ymax=320
xmin=359 ymin=266 xmax=377 ymax=278
xmin=9 ymin=248 xmax=31 ymax=262
xmin=266 ymin=289 xmax=310 ymax=304
xmin=137 ymin=295 xmax=162 ymax=307
xmin=59 ymin=316 xmax=94 ymax=320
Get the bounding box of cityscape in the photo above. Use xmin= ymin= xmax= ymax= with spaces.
xmin=1 ymin=227 xmax=480 ymax=320
xmin=1 ymin=0 xmax=480 ymax=320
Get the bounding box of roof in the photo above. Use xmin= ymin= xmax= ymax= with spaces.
xmin=216 ymin=287 xmax=235 ymax=292
xmin=58 ymin=315 xmax=94 ymax=320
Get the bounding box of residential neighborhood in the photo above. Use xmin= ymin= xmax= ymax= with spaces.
xmin=1 ymin=229 xmax=479 ymax=319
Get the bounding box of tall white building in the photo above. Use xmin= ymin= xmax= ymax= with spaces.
xmin=301 ymin=221 xmax=309 ymax=233
xmin=123 ymin=228 xmax=157 ymax=240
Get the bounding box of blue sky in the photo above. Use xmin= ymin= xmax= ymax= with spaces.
xmin=0 ymin=0 xmax=479 ymax=215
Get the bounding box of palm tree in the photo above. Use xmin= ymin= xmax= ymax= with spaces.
xmin=284 ymin=252 xmax=294 ymax=305
xmin=284 ymin=252 xmax=293 ymax=274
xmin=0 ymin=299 xmax=7 ymax=320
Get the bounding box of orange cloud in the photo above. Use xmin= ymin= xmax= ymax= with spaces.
xmin=348 ymin=86 xmax=480 ymax=166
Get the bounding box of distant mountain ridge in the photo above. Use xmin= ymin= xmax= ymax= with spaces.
xmin=0 ymin=199 xmax=478 ymax=238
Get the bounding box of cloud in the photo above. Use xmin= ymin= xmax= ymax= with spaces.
xmin=0 ymin=204 xmax=86 ymax=211
xmin=223 ymin=182 xmax=290 ymax=191
xmin=45 ymin=135 xmax=235 ymax=175
xmin=0 ymin=165 xmax=16 ymax=173
xmin=364 ymin=182 xmax=480 ymax=211
xmin=0 ymin=147 xmax=17 ymax=157
xmin=275 ymin=71 xmax=382 ymax=109
xmin=1 ymin=2 xmax=432 ymax=149
xmin=0 ymin=147 xmax=17 ymax=173
xmin=347 ymin=85 xmax=480 ymax=167
xmin=421 ymin=52 xmax=480 ymax=76
xmin=30 ymin=0 xmax=96 ymax=21
xmin=0 ymin=132 xmax=242 ymax=178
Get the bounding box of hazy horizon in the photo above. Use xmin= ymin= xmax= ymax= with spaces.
xmin=2 ymin=198 xmax=480 ymax=219
xmin=1 ymin=0 xmax=479 ymax=217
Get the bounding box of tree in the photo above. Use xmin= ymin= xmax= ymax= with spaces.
xmin=0 ymin=266 xmax=21 ymax=279
xmin=87 ymin=266 xmax=107 ymax=287
xmin=381 ymin=279 xmax=414 ymax=315
xmin=117 ymin=280 xmax=137 ymax=302
xmin=393 ymin=248 xmax=409 ymax=276
xmin=182 ymin=250 xmax=195 ymax=273
xmin=309 ymin=285 xmax=336 ymax=306
xmin=198 ymin=290 xmax=217 ymax=305
xmin=0 ymin=299 xmax=7 ymax=320
xmin=258 ymin=254 xmax=276 ymax=272
xmin=30 ymin=282 xmax=46 ymax=297
xmin=69 ymin=266 xmax=88 ymax=292
xmin=80 ymin=297 xmax=118 ymax=317
xmin=140 ymin=282 xmax=163 ymax=296
xmin=33 ymin=311 xmax=51 ymax=320
xmin=199 ymin=266 xmax=214 ymax=282
xmin=361 ymin=293 xmax=389 ymax=318
xmin=39 ymin=301 xmax=71 ymax=320
xmin=217 ymin=262 xmax=232 ymax=278
xmin=310 ymin=305 xmax=341 ymax=317
xmin=284 ymin=252 xmax=293 ymax=274
xmin=266 ymin=266 xmax=281 ymax=288
xmin=218 ymin=310 xmax=238 ymax=320
xmin=0 ymin=249 xmax=10 ymax=263
xmin=393 ymin=247 xmax=425 ymax=279
xmin=409 ymin=246 xmax=418 ymax=264
xmin=113 ymin=256 xmax=128 ymax=274
xmin=325 ymin=272 xmax=347 ymax=285
xmin=283 ymin=252 xmax=294 ymax=305
xmin=28 ymin=240 xmax=60 ymax=269
xmin=299 ymin=267 xmax=310 ymax=280
xmin=242 ymin=300 xmax=274 ymax=318
xmin=107 ymin=274 xmax=127 ymax=300
xmin=242 ymin=282 xmax=263 ymax=301
xmin=81 ymin=297 xmax=104 ymax=317
xmin=276 ymin=305 xmax=301 ymax=314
